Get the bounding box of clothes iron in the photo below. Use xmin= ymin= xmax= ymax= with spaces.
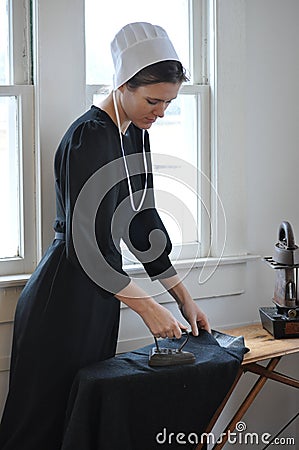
xmin=260 ymin=221 xmax=299 ymax=338
xmin=148 ymin=331 xmax=196 ymax=367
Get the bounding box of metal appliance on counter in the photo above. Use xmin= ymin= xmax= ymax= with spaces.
xmin=260 ymin=221 xmax=299 ymax=338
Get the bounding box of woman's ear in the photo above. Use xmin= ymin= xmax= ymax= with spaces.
xmin=118 ymin=84 xmax=126 ymax=93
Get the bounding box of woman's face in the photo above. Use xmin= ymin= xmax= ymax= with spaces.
xmin=118 ymin=82 xmax=181 ymax=130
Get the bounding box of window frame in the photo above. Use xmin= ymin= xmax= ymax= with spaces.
xmin=0 ymin=0 xmax=36 ymax=276
xmin=0 ymin=0 xmax=249 ymax=294
xmin=85 ymin=0 xmax=211 ymax=263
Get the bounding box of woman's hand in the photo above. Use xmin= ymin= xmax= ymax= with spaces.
xmin=115 ymin=280 xmax=186 ymax=339
xmin=178 ymin=300 xmax=211 ymax=335
xmin=159 ymin=275 xmax=211 ymax=335
xmin=139 ymin=301 xmax=187 ymax=339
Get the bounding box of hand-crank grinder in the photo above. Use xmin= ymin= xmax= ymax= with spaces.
xmin=260 ymin=220 xmax=299 ymax=338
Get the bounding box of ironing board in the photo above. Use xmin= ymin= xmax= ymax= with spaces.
xmin=61 ymin=330 xmax=247 ymax=450
xmin=196 ymin=323 xmax=299 ymax=450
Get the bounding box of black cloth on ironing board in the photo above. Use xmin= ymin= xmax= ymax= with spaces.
xmin=61 ymin=330 xmax=248 ymax=450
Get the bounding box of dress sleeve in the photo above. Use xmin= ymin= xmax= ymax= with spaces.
xmin=123 ymin=202 xmax=177 ymax=280
xmin=58 ymin=120 xmax=131 ymax=295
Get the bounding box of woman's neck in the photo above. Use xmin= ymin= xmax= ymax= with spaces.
xmin=97 ymin=91 xmax=131 ymax=134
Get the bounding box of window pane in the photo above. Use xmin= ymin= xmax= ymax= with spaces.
xmin=0 ymin=0 xmax=10 ymax=84
xmin=0 ymin=96 xmax=20 ymax=259
xmin=85 ymin=0 xmax=189 ymax=85
xmin=91 ymin=91 xmax=200 ymax=247
xmin=150 ymin=95 xmax=199 ymax=245
xmin=85 ymin=0 xmax=203 ymax=253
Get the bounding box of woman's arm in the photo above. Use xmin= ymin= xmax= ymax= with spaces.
xmin=159 ymin=275 xmax=211 ymax=335
xmin=115 ymin=280 xmax=187 ymax=339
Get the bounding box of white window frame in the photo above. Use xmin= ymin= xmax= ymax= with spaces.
xmin=0 ymin=0 xmax=250 ymax=301
xmin=0 ymin=0 xmax=36 ymax=276
xmin=85 ymin=0 xmax=211 ymax=263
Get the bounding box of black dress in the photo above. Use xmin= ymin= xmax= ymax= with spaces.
xmin=0 ymin=107 xmax=176 ymax=450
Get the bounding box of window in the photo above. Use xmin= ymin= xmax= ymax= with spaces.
xmin=0 ymin=0 xmax=36 ymax=276
xmin=85 ymin=0 xmax=210 ymax=263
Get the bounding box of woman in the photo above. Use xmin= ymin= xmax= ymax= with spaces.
xmin=0 ymin=22 xmax=210 ymax=450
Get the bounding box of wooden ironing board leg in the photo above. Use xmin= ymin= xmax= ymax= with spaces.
xmin=195 ymin=369 xmax=243 ymax=450
xmin=196 ymin=324 xmax=299 ymax=450
xmin=210 ymin=357 xmax=280 ymax=449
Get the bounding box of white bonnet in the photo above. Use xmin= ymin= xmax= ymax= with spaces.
xmin=111 ymin=22 xmax=180 ymax=89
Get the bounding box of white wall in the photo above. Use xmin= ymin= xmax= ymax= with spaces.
xmin=122 ymin=0 xmax=299 ymax=444
xmin=0 ymin=0 xmax=298 ymax=444
xmin=34 ymin=0 xmax=86 ymax=251
xmin=245 ymin=0 xmax=299 ymax=255
xmin=240 ymin=0 xmax=299 ymax=445
xmin=0 ymin=286 xmax=23 ymax=418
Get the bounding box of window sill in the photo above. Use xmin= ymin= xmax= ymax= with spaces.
xmin=125 ymin=253 xmax=260 ymax=275
xmin=0 ymin=254 xmax=260 ymax=290
xmin=0 ymin=274 xmax=31 ymax=289
xmin=121 ymin=254 xmax=260 ymax=308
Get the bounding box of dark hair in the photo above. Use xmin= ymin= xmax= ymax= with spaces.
xmin=126 ymin=60 xmax=189 ymax=90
